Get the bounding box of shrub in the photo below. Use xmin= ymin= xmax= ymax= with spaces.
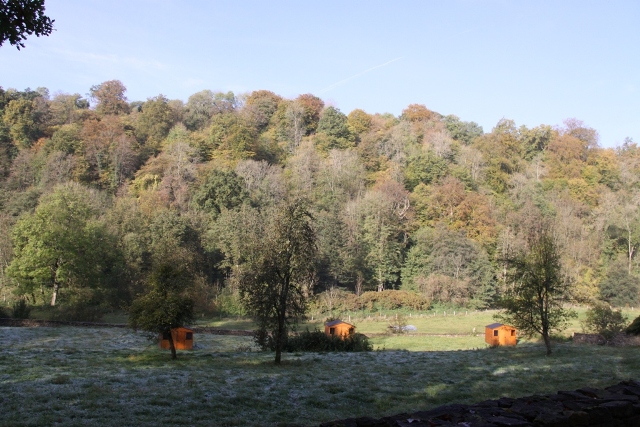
xmin=312 ymin=289 xmax=431 ymax=315
xmin=599 ymin=257 xmax=640 ymax=307
xmin=213 ymin=288 xmax=245 ymax=317
xmin=626 ymin=315 xmax=640 ymax=335
xmin=284 ymin=329 xmax=372 ymax=352
xmin=12 ymin=299 xmax=31 ymax=319
xmin=388 ymin=314 xmax=408 ymax=334
xmin=583 ymin=304 xmax=628 ymax=342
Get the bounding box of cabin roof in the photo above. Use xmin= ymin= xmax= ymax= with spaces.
xmin=486 ymin=323 xmax=511 ymax=329
xmin=325 ymin=319 xmax=354 ymax=327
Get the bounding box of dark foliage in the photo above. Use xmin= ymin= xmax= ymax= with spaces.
xmin=282 ymin=329 xmax=372 ymax=352
xmin=11 ymin=298 xmax=30 ymax=319
xmin=583 ymin=304 xmax=628 ymax=342
xmin=129 ymin=263 xmax=195 ymax=359
xmin=0 ymin=0 xmax=54 ymax=49
xmin=625 ymin=315 xmax=640 ymax=336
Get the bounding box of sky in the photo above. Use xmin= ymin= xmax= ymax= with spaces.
xmin=1 ymin=0 xmax=639 ymax=148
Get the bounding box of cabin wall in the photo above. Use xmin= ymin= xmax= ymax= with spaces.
xmin=485 ymin=327 xmax=516 ymax=346
xmin=159 ymin=328 xmax=194 ymax=350
xmin=324 ymin=323 xmax=355 ymax=338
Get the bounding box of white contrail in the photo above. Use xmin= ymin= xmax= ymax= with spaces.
xmin=319 ymin=57 xmax=403 ymax=94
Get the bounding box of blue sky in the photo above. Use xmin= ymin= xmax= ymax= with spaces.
xmin=1 ymin=0 xmax=638 ymax=147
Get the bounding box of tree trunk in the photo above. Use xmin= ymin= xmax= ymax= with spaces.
xmin=51 ymin=259 xmax=61 ymax=306
xmin=167 ymin=331 xmax=177 ymax=360
xmin=50 ymin=281 xmax=59 ymax=306
xmin=274 ymin=317 xmax=285 ymax=365
xmin=274 ymin=340 xmax=282 ymax=365
xmin=355 ymin=272 xmax=363 ymax=297
xmin=628 ymin=236 xmax=635 ymax=274
xmin=542 ymin=330 xmax=552 ymax=356
xmin=377 ymin=268 xmax=384 ymax=292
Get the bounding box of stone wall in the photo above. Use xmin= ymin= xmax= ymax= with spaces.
xmin=573 ymin=332 xmax=606 ymax=345
xmin=319 ymin=380 xmax=640 ymax=427
xmin=573 ymin=332 xmax=640 ymax=346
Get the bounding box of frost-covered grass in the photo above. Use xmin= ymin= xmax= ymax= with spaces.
xmin=2 ymin=326 xmax=640 ymax=426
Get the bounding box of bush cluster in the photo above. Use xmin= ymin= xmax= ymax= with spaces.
xmin=285 ymin=329 xmax=372 ymax=352
xmin=583 ymin=304 xmax=628 ymax=342
xmin=12 ymin=299 xmax=31 ymax=319
xmin=626 ymin=315 xmax=640 ymax=336
xmin=256 ymin=328 xmax=372 ymax=352
xmin=313 ymin=289 xmax=431 ymax=314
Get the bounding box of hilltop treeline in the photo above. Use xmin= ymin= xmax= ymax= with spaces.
xmin=0 ymin=81 xmax=637 ymax=317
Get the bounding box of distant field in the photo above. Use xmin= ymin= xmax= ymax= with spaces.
xmin=196 ymin=307 xmax=640 ymax=350
xmin=2 ymin=322 xmax=640 ymax=427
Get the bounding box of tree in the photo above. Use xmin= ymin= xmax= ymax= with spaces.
xmin=599 ymin=256 xmax=640 ymax=307
xmin=400 ymin=104 xmax=435 ymax=123
xmin=2 ymin=97 xmax=44 ymax=148
xmin=404 ymin=151 xmax=448 ymax=190
xmin=203 ymin=112 xmax=257 ymax=161
xmin=295 ymin=93 xmax=324 ymax=135
xmin=583 ymin=303 xmax=628 ymax=342
xmin=244 ymin=90 xmax=282 ymax=132
xmin=497 ymin=224 xmax=576 ymax=355
xmin=191 ymin=168 xmax=248 ymax=219
xmin=236 ymin=199 xmax=317 ymax=364
xmin=128 ymin=263 xmax=195 ymax=360
xmin=443 ymin=115 xmax=483 ymax=145
xmin=89 ymin=80 xmax=129 ymax=116
xmin=359 ymin=179 xmax=409 ymax=292
xmin=6 ymin=183 xmax=112 ymax=306
xmin=401 ymin=226 xmax=495 ymax=308
xmin=80 ymin=115 xmax=137 ymax=190
xmin=0 ymin=0 xmax=54 ymax=49
xmin=135 ymin=94 xmax=175 ymax=146
xmin=184 ymin=90 xmax=236 ymax=131
xmin=315 ymin=106 xmax=354 ymax=151
xmin=347 ymin=108 xmax=372 ymax=136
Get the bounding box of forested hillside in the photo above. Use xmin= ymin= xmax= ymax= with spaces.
xmin=0 ymin=80 xmax=637 ymax=317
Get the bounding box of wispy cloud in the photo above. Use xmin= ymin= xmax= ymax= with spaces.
xmin=318 ymin=57 xmax=403 ymax=94
xmin=180 ymin=78 xmax=208 ymax=89
xmin=54 ymin=49 xmax=165 ymax=70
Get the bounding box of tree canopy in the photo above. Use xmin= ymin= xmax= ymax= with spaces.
xmin=236 ymin=199 xmax=317 ymax=364
xmin=496 ymin=223 xmax=576 ymax=355
xmin=0 ymin=80 xmax=637 ymax=345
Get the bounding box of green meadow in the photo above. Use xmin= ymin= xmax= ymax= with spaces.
xmin=2 ymin=308 xmax=640 ymax=426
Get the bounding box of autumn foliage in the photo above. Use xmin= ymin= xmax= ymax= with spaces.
xmin=0 ymin=81 xmax=637 ymax=322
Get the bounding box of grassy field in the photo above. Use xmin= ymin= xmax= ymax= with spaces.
xmin=2 ymin=310 xmax=640 ymax=427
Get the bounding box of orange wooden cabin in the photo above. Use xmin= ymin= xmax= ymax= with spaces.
xmin=159 ymin=327 xmax=194 ymax=350
xmin=324 ymin=320 xmax=355 ymax=338
xmin=485 ymin=323 xmax=517 ymax=346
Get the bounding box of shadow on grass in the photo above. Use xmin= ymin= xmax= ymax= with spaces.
xmin=2 ymin=326 xmax=640 ymax=427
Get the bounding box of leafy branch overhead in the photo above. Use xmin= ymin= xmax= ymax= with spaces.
xmin=0 ymin=0 xmax=54 ymax=49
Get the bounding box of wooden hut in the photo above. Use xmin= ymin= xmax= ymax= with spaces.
xmin=324 ymin=320 xmax=355 ymax=338
xmin=159 ymin=327 xmax=194 ymax=350
xmin=485 ymin=323 xmax=517 ymax=346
